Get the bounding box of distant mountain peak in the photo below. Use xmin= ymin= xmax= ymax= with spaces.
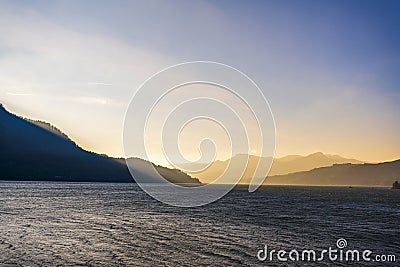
xmin=308 ymin=152 xmax=325 ymax=157
xmin=180 ymin=151 xmax=365 ymax=184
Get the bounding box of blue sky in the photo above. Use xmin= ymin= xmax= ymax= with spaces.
xmin=0 ymin=0 xmax=399 ymax=162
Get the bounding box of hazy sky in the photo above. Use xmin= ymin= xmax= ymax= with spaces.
xmin=0 ymin=0 xmax=399 ymax=163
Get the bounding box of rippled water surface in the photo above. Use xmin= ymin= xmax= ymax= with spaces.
xmin=0 ymin=182 xmax=399 ymax=266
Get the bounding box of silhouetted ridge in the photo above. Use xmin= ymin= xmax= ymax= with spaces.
xmin=0 ymin=104 xmax=200 ymax=184
xmin=266 ymin=160 xmax=400 ymax=186
xmin=26 ymin=119 xmax=72 ymax=141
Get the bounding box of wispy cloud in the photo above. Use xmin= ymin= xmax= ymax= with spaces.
xmin=74 ymin=96 xmax=123 ymax=106
xmin=6 ymin=92 xmax=32 ymax=96
xmin=87 ymin=82 xmax=113 ymax=86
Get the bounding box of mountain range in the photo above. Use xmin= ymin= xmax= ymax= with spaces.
xmin=176 ymin=152 xmax=399 ymax=186
xmin=178 ymin=152 xmax=364 ymax=184
xmin=1 ymin=103 xmax=398 ymax=187
xmin=0 ymin=104 xmax=200 ymax=184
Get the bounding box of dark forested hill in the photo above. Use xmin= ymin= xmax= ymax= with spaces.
xmin=0 ymin=104 xmax=200 ymax=184
xmin=265 ymin=160 xmax=400 ymax=186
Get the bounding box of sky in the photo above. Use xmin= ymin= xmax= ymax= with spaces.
xmin=0 ymin=0 xmax=399 ymax=163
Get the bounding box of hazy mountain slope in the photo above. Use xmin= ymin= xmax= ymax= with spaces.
xmin=0 ymin=104 xmax=199 ymax=184
xmin=270 ymin=152 xmax=363 ymax=175
xmin=26 ymin=118 xmax=72 ymax=141
xmin=265 ymin=160 xmax=400 ymax=186
xmin=178 ymin=152 xmax=363 ymax=184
